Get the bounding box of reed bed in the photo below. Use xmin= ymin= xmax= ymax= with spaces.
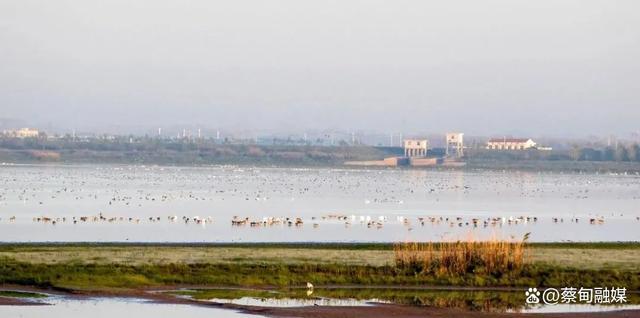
xmin=394 ymin=233 xmax=530 ymax=275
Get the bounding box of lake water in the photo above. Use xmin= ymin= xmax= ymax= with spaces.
xmin=1 ymin=163 xmax=639 ymax=242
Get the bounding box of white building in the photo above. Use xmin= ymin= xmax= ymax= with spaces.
xmin=486 ymin=138 xmax=536 ymax=150
xmin=403 ymin=139 xmax=428 ymax=157
xmin=3 ymin=128 xmax=40 ymax=138
xmin=445 ymin=132 xmax=464 ymax=157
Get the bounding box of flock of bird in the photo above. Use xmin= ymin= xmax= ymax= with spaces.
xmin=0 ymin=165 xmax=638 ymax=240
xmin=23 ymin=213 xmax=215 ymax=225
xmin=1 ymin=212 xmax=635 ymax=234
xmin=2 ymin=166 xmax=637 ymax=209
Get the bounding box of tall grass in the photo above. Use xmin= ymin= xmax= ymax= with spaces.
xmin=394 ymin=233 xmax=530 ymax=275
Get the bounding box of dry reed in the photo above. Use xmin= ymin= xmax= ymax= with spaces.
xmin=393 ymin=233 xmax=530 ymax=275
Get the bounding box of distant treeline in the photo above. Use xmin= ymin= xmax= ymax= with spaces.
xmin=569 ymin=144 xmax=640 ymax=162
xmin=0 ymin=136 xmax=394 ymax=165
xmin=465 ymin=144 xmax=640 ymax=163
xmin=1 ymin=136 xmax=640 ymax=166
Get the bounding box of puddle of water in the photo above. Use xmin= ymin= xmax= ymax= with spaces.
xmin=514 ymin=304 xmax=640 ymax=313
xmin=206 ymin=296 xmax=384 ymax=307
xmin=3 ymin=288 xmax=640 ymax=315
xmin=0 ymin=296 xmax=260 ymax=318
xmin=173 ymin=287 xmax=640 ymax=313
xmin=170 ymin=287 xmax=382 ymax=307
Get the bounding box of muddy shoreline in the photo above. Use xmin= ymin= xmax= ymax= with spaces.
xmin=2 ymin=284 xmax=639 ymax=318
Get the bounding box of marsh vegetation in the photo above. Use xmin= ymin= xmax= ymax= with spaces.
xmin=0 ymin=243 xmax=638 ymax=291
xmin=393 ymin=235 xmax=529 ymax=276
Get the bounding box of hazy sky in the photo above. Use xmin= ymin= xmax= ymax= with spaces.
xmin=1 ymin=0 xmax=639 ymax=137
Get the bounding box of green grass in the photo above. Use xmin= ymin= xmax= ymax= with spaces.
xmin=2 ymin=242 xmax=638 ymax=250
xmin=0 ymin=257 xmax=638 ymax=291
xmin=1 ymin=243 xmax=639 ymax=270
xmin=0 ymin=243 xmax=638 ymax=293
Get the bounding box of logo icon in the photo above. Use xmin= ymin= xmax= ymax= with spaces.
xmin=526 ymin=287 xmax=540 ymax=304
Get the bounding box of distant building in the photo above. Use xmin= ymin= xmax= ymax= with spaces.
xmin=3 ymin=128 xmax=40 ymax=138
xmin=445 ymin=132 xmax=464 ymax=158
xmin=486 ymin=138 xmax=536 ymax=150
xmin=403 ymin=139 xmax=428 ymax=157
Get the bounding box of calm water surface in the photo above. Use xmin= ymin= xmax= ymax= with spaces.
xmin=1 ymin=164 xmax=638 ymax=242
xmin=0 ymin=297 xmax=258 ymax=318
xmin=2 ymin=289 xmax=638 ymax=316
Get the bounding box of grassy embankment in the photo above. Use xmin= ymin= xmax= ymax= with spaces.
xmin=0 ymin=242 xmax=638 ymax=292
xmin=3 ymin=142 xmax=640 ymax=173
xmin=0 ymin=145 xmax=398 ymax=167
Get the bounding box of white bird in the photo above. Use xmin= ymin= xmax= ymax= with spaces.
xmin=306 ymin=282 xmax=314 ymax=289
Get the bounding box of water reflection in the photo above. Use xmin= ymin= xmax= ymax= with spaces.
xmin=205 ymin=296 xmax=382 ymax=307
xmin=175 ymin=288 xmax=640 ymax=313
xmin=515 ymin=304 xmax=640 ymax=313
xmin=0 ymin=296 xmax=259 ymax=318
xmin=3 ymin=288 xmax=640 ymax=315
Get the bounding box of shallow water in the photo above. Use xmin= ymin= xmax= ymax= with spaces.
xmin=1 ymin=164 xmax=639 ymax=242
xmin=174 ymin=287 xmax=640 ymax=313
xmin=517 ymin=304 xmax=640 ymax=313
xmin=204 ymin=296 xmax=381 ymax=307
xmin=2 ymin=289 xmax=639 ymax=316
xmin=0 ymin=296 xmax=258 ymax=318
